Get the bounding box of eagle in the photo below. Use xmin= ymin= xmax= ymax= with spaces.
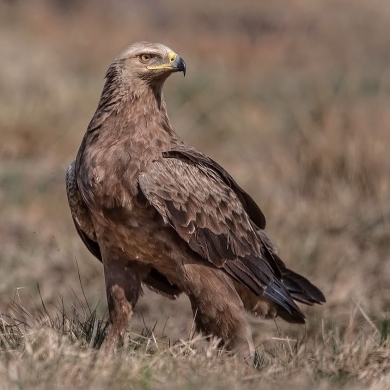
xmin=66 ymin=42 xmax=325 ymax=356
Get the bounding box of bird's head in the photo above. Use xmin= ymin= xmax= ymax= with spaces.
xmin=112 ymin=42 xmax=186 ymax=87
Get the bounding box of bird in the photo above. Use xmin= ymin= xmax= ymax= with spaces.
xmin=66 ymin=41 xmax=325 ymax=357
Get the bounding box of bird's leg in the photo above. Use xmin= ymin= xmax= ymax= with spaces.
xmin=189 ymin=296 xmax=255 ymax=362
xmin=179 ymin=263 xmax=255 ymax=361
xmin=101 ymin=259 xmax=142 ymax=352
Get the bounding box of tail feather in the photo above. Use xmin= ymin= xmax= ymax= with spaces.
xmin=233 ymin=239 xmax=325 ymax=324
xmin=264 ymin=280 xmax=306 ymax=324
xmin=281 ymin=268 xmax=326 ymax=305
xmin=273 ymin=255 xmax=326 ymax=305
xmin=256 ymin=229 xmax=325 ymax=306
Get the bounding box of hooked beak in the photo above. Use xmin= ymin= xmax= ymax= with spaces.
xmin=147 ymin=51 xmax=186 ymax=76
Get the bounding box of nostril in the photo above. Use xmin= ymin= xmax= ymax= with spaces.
xmin=167 ymin=52 xmax=177 ymax=63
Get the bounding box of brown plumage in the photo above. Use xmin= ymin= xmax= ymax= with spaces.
xmin=66 ymin=42 xmax=325 ymax=356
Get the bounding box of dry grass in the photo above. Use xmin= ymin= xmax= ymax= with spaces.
xmin=1 ymin=0 xmax=390 ymax=388
xmin=1 ymin=300 xmax=390 ymax=389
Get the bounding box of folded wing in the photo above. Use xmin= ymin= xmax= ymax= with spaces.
xmin=139 ymin=149 xmax=307 ymax=320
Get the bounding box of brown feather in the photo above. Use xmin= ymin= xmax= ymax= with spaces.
xmin=66 ymin=41 xmax=325 ymax=353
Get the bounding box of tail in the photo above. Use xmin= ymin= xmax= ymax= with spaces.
xmin=264 ymin=254 xmax=325 ymax=323
xmin=235 ymin=252 xmax=325 ymax=324
xmin=274 ymin=254 xmax=326 ymax=306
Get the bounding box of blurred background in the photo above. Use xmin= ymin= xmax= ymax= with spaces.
xmin=1 ymin=0 xmax=390 ymax=344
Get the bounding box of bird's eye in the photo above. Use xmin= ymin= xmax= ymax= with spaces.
xmin=140 ymin=54 xmax=152 ymax=63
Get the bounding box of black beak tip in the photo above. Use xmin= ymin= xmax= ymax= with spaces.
xmin=180 ymin=58 xmax=186 ymax=77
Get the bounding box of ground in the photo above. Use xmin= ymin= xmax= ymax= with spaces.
xmin=1 ymin=1 xmax=390 ymax=389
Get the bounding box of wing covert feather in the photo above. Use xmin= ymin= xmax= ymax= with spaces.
xmin=139 ymin=155 xmax=298 ymax=313
xmin=140 ymin=158 xmax=262 ymax=263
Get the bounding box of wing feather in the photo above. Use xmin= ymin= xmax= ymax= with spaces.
xmin=139 ymin=151 xmax=303 ymax=317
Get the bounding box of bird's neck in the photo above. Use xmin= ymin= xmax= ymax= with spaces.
xmin=87 ymin=71 xmax=175 ymax=140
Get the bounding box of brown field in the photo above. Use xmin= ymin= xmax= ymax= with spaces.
xmin=1 ymin=0 xmax=390 ymax=388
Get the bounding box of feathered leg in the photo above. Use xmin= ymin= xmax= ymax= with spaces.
xmin=101 ymin=258 xmax=143 ymax=351
xmin=179 ymin=263 xmax=255 ymax=360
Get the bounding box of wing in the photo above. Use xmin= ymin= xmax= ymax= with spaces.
xmin=139 ymin=149 xmax=304 ymax=319
xmin=256 ymin=229 xmax=326 ymax=305
xmin=66 ymin=161 xmax=99 ymax=252
xmin=66 ymin=161 xmax=181 ymax=299
xmin=272 ymin=254 xmax=326 ymax=305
